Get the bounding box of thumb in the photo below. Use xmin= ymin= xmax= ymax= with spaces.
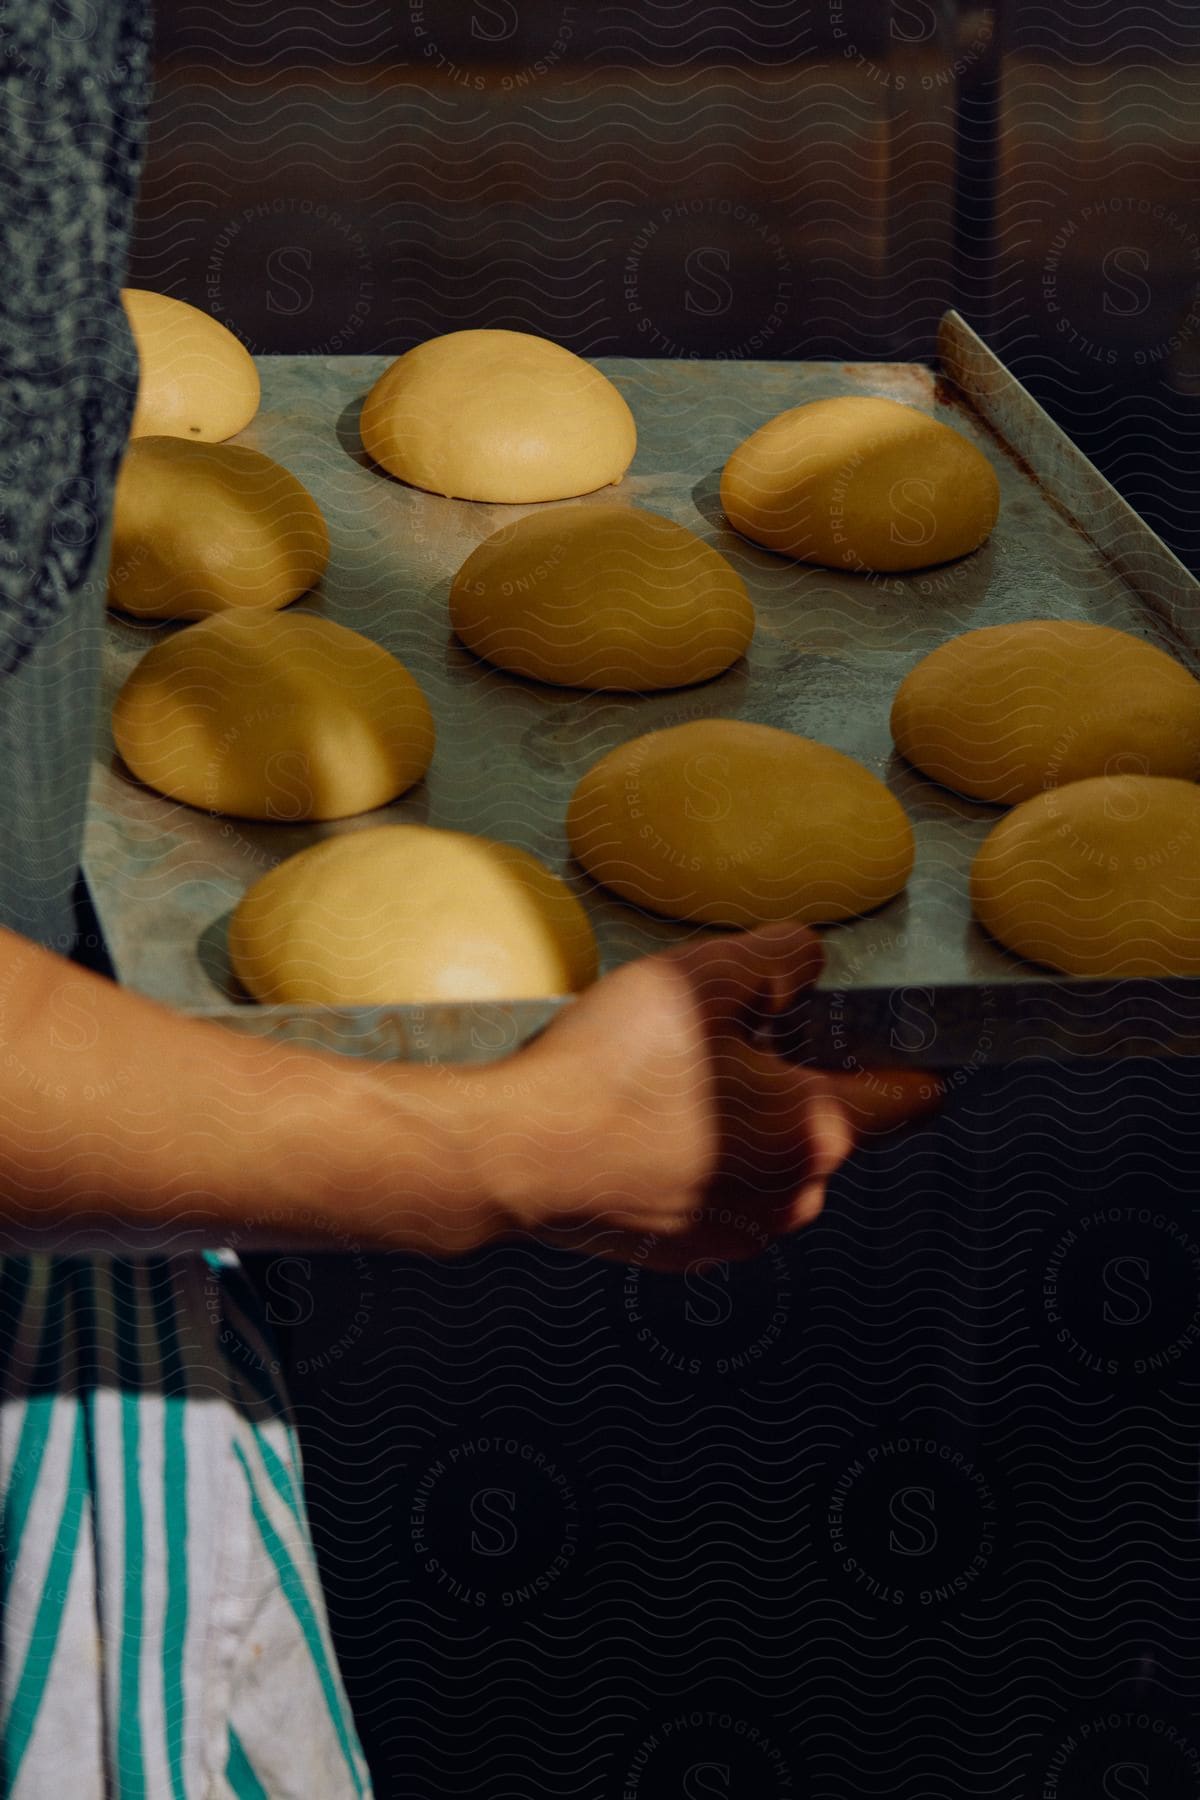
xmin=825 ymin=1066 xmax=946 ymax=1135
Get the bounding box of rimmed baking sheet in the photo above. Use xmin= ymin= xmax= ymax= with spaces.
xmin=84 ymin=312 xmax=1200 ymax=1065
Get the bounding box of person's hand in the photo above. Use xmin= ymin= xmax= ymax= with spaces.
xmin=484 ymin=923 xmax=942 ymax=1269
xmin=0 ymin=921 xmax=935 ymax=1263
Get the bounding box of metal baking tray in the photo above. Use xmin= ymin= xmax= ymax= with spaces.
xmin=83 ymin=311 xmax=1200 ymax=1066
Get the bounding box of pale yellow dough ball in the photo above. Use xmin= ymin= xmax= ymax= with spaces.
xmin=891 ymin=620 xmax=1200 ymax=806
xmin=228 ymin=825 xmax=599 ymax=1005
xmin=122 ymin=288 xmax=261 ymax=442
xmin=109 ymin=437 xmax=330 ymax=621
xmin=360 ymin=329 xmax=637 ymax=503
xmin=567 ymin=719 xmax=914 ymax=927
xmin=112 ymin=610 xmax=435 ymax=821
xmin=449 ymin=505 xmax=754 ymax=691
xmin=971 ymin=776 xmax=1200 ymax=977
xmin=720 ymin=394 xmax=999 ymax=572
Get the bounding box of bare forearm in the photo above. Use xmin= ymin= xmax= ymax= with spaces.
xmin=0 ymin=919 xmax=912 ymax=1265
xmin=0 ymin=928 xmax=510 ymax=1253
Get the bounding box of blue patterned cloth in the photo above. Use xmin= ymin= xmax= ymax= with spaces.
xmin=0 ymin=0 xmax=149 ymax=952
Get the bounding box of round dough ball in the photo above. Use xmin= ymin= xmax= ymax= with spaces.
xmin=720 ymin=395 xmax=999 ymax=572
xmin=109 ymin=437 xmax=330 ymax=621
xmin=891 ymin=620 xmax=1200 ymax=806
xmin=971 ymin=776 xmax=1200 ymax=976
xmin=228 ymin=825 xmax=598 ymax=1004
xmin=122 ymin=288 xmax=260 ymax=442
xmin=360 ymin=329 xmax=637 ymax=503
xmin=449 ymin=505 xmax=754 ymax=691
xmin=567 ymin=719 xmax=914 ymax=927
xmin=112 ymin=610 xmax=434 ymax=821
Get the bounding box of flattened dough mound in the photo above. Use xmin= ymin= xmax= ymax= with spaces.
xmin=109 ymin=437 xmax=330 ymax=620
xmin=567 ymin=719 xmax=914 ymax=926
xmin=122 ymin=288 xmax=260 ymax=442
xmin=971 ymin=776 xmax=1200 ymax=976
xmin=360 ymin=329 xmax=637 ymax=503
xmin=450 ymin=505 xmax=754 ymax=690
xmin=228 ymin=825 xmax=599 ymax=1004
xmin=891 ymin=620 xmax=1200 ymax=805
xmin=112 ymin=610 xmax=435 ymax=821
xmin=720 ymin=395 xmax=999 ymax=572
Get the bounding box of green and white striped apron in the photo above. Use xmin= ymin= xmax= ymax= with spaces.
xmin=0 ymin=1252 xmax=372 ymax=1799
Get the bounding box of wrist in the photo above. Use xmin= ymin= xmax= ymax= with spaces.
xmin=467 ymin=1047 xmax=601 ymax=1237
xmin=221 ymin=1032 xmax=600 ymax=1256
xmin=284 ymin=1050 xmax=511 ymax=1256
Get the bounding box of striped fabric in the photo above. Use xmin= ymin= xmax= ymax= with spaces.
xmin=0 ymin=1252 xmax=373 ymax=1798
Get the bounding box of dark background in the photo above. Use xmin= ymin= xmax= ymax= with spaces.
xmin=131 ymin=0 xmax=1200 ymax=570
xmin=130 ymin=5 xmax=1200 ymax=1796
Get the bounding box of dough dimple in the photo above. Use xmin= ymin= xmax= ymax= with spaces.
xmin=891 ymin=620 xmax=1200 ymax=805
xmin=449 ymin=505 xmax=754 ymax=691
xmin=567 ymin=719 xmax=914 ymax=927
xmin=720 ymin=394 xmax=999 ymax=572
xmin=112 ymin=610 xmax=434 ymax=821
xmin=360 ymin=329 xmax=637 ymax=503
xmin=122 ymin=288 xmax=260 ymax=443
xmin=971 ymin=776 xmax=1200 ymax=976
xmin=228 ymin=825 xmax=599 ymax=1004
xmin=108 ymin=437 xmax=330 ymax=621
